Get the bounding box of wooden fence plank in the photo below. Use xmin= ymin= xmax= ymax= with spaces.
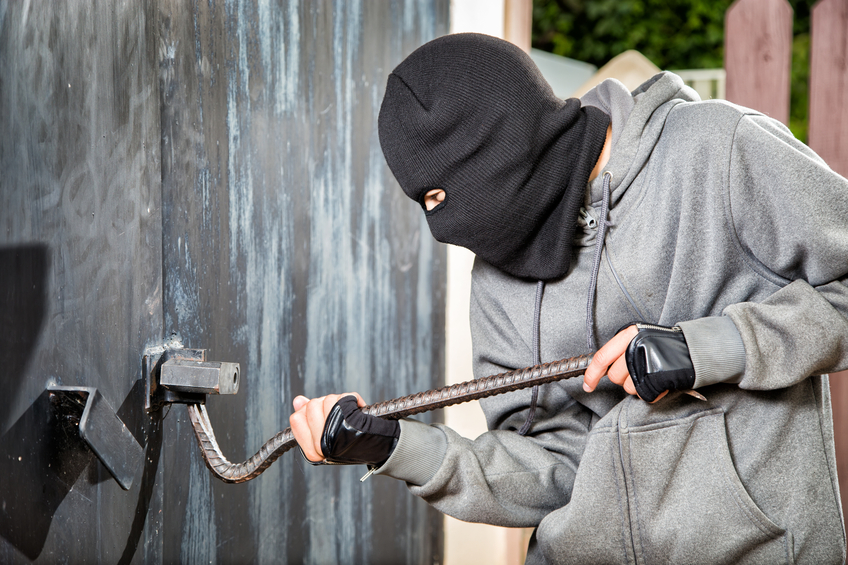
xmin=830 ymin=369 xmax=848 ymax=552
xmin=725 ymin=0 xmax=793 ymax=123
xmin=809 ymin=0 xmax=848 ymax=177
xmin=809 ymin=2 xmax=848 ymax=552
xmin=504 ymin=0 xmax=532 ymax=53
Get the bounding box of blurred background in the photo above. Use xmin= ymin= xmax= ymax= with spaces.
xmin=532 ymin=0 xmax=814 ymax=141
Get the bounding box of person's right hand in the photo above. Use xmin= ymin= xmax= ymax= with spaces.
xmin=289 ymin=393 xmax=366 ymax=462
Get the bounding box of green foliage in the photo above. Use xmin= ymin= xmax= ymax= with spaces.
xmin=532 ymin=0 xmax=733 ymax=71
xmin=787 ymin=0 xmax=811 ymax=142
xmin=789 ymin=32 xmax=810 ymax=142
xmin=533 ymin=0 xmax=814 ymax=141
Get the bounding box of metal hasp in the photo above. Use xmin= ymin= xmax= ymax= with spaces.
xmin=143 ymin=340 xmax=240 ymax=412
xmin=161 ymin=359 xmax=240 ymax=395
xmin=47 ymin=386 xmax=144 ymax=491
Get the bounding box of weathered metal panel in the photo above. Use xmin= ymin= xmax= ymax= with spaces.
xmin=157 ymin=1 xmax=447 ymax=564
xmin=1 ymin=0 xmax=447 ymax=562
xmin=0 ymin=1 xmax=164 ymax=563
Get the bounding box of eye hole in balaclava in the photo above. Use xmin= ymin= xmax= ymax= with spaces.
xmin=378 ymin=33 xmax=610 ymax=281
xmin=420 ymin=188 xmax=448 ymax=215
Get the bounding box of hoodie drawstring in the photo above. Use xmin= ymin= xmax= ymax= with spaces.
xmin=587 ymin=171 xmax=612 ymax=352
xmin=518 ymin=280 xmax=545 ymax=436
xmin=519 ymin=171 xmax=611 ymax=435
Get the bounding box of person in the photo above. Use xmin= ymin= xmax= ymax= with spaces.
xmin=290 ymin=32 xmax=848 ymax=564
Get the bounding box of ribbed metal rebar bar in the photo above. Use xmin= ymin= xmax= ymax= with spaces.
xmin=188 ymin=353 xmax=593 ymax=484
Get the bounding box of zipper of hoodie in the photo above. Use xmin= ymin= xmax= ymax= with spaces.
xmin=579 ymin=207 xmax=598 ymax=230
xmin=632 ymin=322 xmax=681 ymax=332
xmin=587 ymin=172 xmax=642 ymax=562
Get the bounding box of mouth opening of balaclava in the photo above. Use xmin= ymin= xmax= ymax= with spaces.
xmin=378 ymin=33 xmax=610 ymax=281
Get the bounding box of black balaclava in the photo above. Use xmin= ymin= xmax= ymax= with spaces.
xmin=378 ymin=33 xmax=610 ymax=281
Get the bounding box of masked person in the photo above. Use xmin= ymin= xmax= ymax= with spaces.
xmin=290 ymin=33 xmax=848 ymax=564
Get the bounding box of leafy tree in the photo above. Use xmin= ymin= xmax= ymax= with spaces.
xmin=532 ymin=0 xmax=813 ymax=141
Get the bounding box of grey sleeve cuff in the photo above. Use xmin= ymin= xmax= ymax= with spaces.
xmin=372 ymin=419 xmax=447 ymax=486
xmin=677 ymin=316 xmax=746 ymax=388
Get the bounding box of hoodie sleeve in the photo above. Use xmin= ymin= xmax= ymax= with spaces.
xmin=688 ymin=112 xmax=848 ymax=390
xmin=376 ymin=259 xmax=594 ymax=528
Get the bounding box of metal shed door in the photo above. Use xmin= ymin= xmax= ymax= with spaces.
xmin=1 ymin=2 xmax=447 ymax=563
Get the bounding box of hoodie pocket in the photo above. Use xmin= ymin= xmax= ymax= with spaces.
xmin=622 ymin=409 xmax=794 ymax=565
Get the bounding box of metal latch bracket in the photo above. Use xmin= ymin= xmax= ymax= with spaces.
xmin=47 ymin=386 xmax=144 ymax=491
xmin=143 ymin=340 xmax=240 ymax=412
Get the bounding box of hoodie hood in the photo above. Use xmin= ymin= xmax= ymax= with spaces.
xmin=583 ymin=72 xmax=700 ymax=209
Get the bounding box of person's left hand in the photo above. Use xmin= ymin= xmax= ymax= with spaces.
xmin=581 ymin=325 xmax=669 ymax=403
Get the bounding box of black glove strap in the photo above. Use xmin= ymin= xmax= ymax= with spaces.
xmin=321 ymin=396 xmax=400 ymax=466
xmin=624 ymin=324 xmax=696 ymax=402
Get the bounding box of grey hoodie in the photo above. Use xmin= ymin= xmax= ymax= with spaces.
xmin=376 ymin=72 xmax=848 ymax=564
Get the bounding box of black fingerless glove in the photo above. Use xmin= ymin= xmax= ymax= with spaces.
xmin=625 ymin=323 xmax=696 ymax=402
xmin=321 ymin=395 xmax=400 ymax=466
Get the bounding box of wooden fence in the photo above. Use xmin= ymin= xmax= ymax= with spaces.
xmin=725 ymin=0 xmax=848 ymax=541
